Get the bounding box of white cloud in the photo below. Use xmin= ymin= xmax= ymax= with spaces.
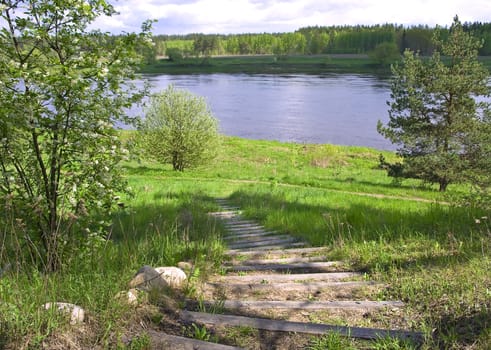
xmin=90 ymin=0 xmax=491 ymax=34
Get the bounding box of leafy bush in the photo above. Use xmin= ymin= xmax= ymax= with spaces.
xmin=138 ymin=85 xmax=220 ymax=171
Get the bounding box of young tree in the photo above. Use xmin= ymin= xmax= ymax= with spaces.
xmin=378 ymin=16 xmax=491 ymax=192
xmin=139 ymin=85 xmax=220 ymax=172
xmin=369 ymin=41 xmax=400 ymax=66
xmin=0 ymin=0 xmax=152 ymax=271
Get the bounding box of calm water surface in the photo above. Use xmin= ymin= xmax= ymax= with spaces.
xmin=143 ymin=73 xmax=393 ymax=150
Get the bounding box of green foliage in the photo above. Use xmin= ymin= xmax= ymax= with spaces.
xmin=307 ymin=332 xmax=356 ymax=350
xmin=372 ymin=336 xmax=417 ymax=349
xmin=166 ymin=47 xmax=184 ymax=62
xmin=0 ymin=178 xmax=225 ymax=348
xmin=369 ymin=42 xmax=401 ymax=65
xmin=152 ymin=21 xmax=491 ymax=59
xmin=138 ymin=85 xmax=220 ymax=171
xmin=184 ymin=323 xmax=215 ymax=342
xmin=378 ymin=16 xmax=491 ymax=193
xmin=126 ymin=333 xmax=151 ymax=350
xmin=0 ymin=0 xmax=152 ymax=271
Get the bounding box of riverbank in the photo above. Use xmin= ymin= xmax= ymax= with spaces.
xmin=140 ymin=54 xmax=391 ymax=75
xmin=2 ymin=136 xmax=490 ymax=349
xmin=140 ymin=54 xmax=491 ymax=75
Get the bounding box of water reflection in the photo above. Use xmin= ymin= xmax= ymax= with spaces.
xmin=142 ymin=73 xmax=394 ymax=150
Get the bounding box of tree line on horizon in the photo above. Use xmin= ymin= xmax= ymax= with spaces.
xmin=148 ymin=22 xmax=491 ymax=60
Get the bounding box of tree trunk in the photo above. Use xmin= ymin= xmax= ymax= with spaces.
xmin=439 ymin=178 xmax=449 ymax=192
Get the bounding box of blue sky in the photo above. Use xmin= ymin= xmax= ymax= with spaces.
xmin=91 ymin=0 xmax=491 ymax=34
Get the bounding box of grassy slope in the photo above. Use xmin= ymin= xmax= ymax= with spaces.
xmin=123 ymin=136 xmax=490 ymax=349
xmin=2 ymin=136 xmax=490 ymax=349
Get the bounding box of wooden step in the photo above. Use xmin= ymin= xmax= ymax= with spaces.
xmin=227 ymin=237 xmax=299 ymax=249
xmin=223 ymin=219 xmax=256 ymax=225
xmin=209 ymin=211 xmax=241 ymax=218
xmin=225 ymin=235 xmax=292 ymax=245
xmin=205 ymin=280 xmax=377 ymax=293
xmin=225 ymin=246 xmax=326 ymax=256
xmin=226 ymin=256 xmax=328 ymax=265
xmin=213 ymin=272 xmax=362 ymax=283
xmin=180 ymin=311 xmax=423 ymax=342
xmin=225 ymin=242 xmax=307 ymax=253
xmin=225 ymin=261 xmax=343 ymax=272
xmin=224 ymin=222 xmax=264 ymax=228
xmin=223 ymin=231 xmax=276 ymax=240
xmin=226 ymin=226 xmax=269 ymax=232
xmin=209 ymin=300 xmax=404 ymax=310
xmin=146 ymin=329 xmax=244 ymax=350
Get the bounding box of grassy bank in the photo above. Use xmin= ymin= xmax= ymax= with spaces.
xmin=140 ymin=54 xmax=491 ymax=75
xmin=1 ymin=136 xmax=490 ymax=349
xmin=140 ymin=54 xmax=390 ymax=75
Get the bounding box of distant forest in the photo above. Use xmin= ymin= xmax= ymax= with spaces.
xmin=148 ymin=22 xmax=491 ymax=59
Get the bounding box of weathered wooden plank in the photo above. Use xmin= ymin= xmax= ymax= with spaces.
xmin=224 ymin=228 xmax=267 ymax=234
xmin=225 ymin=246 xmax=326 ymax=256
xmin=209 ymin=211 xmax=241 ymax=217
xmin=225 ymin=261 xmax=343 ymax=272
xmin=216 ymin=300 xmax=404 ymax=310
xmin=224 ymin=222 xmax=264 ymax=228
xmin=145 ymin=329 xmax=245 ymax=350
xmin=225 ymin=235 xmax=293 ymax=245
xmin=205 ymin=280 xmax=377 ymax=293
xmin=180 ymin=312 xmax=423 ymax=342
xmin=228 ymin=256 xmax=328 ymax=265
xmin=223 ymin=231 xmax=276 ymax=240
xmin=225 ymin=242 xmax=307 ymax=253
xmin=213 ymin=272 xmax=362 ymax=283
xmin=226 ymin=226 xmax=268 ymax=232
xmin=223 ymin=219 xmax=256 ymax=224
xmin=227 ymin=237 xmax=299 ymax=249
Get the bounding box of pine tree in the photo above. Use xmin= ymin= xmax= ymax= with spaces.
xmin=378 ymin=16 xmax=491 ymax=192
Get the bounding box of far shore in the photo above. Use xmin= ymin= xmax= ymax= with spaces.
xmin=140 ymin=53 xmax=491 ymax=75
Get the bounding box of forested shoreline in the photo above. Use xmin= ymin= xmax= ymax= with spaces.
xmin=147 ymin=22 xmax=491 ymax=60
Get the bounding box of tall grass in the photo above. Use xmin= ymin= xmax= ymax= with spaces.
xmin=225 ymin=182 xmax=491 ymax=349
xmin=1 ymin=136 xmax=489 ymax=349
xmin=0 ymin=178 xmax=226 ymax=348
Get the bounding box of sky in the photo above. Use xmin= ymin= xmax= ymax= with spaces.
xmin=91 ymin=0 xmax=491 ymax=35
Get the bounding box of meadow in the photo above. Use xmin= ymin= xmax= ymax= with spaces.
xmin=1 ymin=136 xmax=490 ymax=349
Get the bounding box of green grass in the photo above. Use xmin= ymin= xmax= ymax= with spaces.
xmin=1 ymin=136 xmax=490 ymax=349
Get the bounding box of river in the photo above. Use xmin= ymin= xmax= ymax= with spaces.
xmin=142 ymin=73 xmax=394 ymax=150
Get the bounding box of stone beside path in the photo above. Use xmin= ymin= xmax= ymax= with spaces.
xmin=179 ymin=198 xmax=423 ymax=348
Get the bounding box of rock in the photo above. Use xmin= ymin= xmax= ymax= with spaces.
xmin=177 ymin=261 xmax=193 ymax=272
xmin=129 ymin=265 xmax=169 ymax=292
xmin=127 ymin=288 xmax=139 ymax=304
xmin=154 ymin=266 xmax=187 ymax=289
xmin=43 ymin=302 xmax=85 ymax=325
xmin=115 ymin=288 xmax=140 ymax=306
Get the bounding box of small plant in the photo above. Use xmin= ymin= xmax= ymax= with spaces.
xmin=372 ymin=336 xmax=418 ymax=350
xmin=126 ymin=333 xmax=151 ymax=350
xmin=185 ymin=323 xmax=215 ymax=342
xmin=197 ymin=296 xmax=225 ymax=314
xmin=307 ymin=332 xmax=356 ymax=350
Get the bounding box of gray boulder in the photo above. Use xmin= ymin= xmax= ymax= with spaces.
xmin=43 ymin=302 xmax=85 ymax=325
xmin=154 ymin=266 xmax=187 ymax=289
xmin=129 ymin=265 xmax=169 ymax=292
